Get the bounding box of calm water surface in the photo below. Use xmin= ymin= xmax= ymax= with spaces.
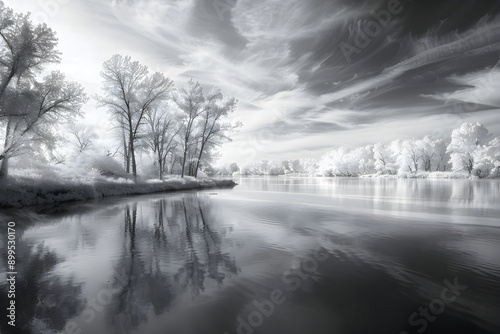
xmin=1 ymin=177 xmax=499 ymax=334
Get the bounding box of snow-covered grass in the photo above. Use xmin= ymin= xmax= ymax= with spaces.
xmin=426 ymin=171 xmax=480 ymax=179
xmin=0 ymin=174 xmax=236 ymax=208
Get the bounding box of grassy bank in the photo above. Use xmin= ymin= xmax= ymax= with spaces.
xmin=0 ymin=176 xmax=237 ymax=208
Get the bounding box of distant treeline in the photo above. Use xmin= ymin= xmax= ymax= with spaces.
xmin=213 ymin=122 xmax=500 ymax=179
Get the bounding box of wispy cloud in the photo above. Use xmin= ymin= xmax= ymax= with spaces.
xmin=5 ymin=0 xmax=500 ymax=162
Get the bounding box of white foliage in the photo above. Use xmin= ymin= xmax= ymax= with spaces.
xmin=447 ymin=122 xmax=492 ymax=175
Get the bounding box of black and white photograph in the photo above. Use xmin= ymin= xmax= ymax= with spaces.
xmin=1 ymin=0 xmax=500 ymax=333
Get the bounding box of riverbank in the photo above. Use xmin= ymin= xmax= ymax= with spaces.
xmin=0 ymin=176 xmax=237 ymax=208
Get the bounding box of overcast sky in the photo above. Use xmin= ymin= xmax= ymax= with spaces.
xmin=5 ymin=0 xmax=500 ymax=163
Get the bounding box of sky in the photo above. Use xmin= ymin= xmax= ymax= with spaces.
xmin=4 ymin=0 xmax=500 ymax=164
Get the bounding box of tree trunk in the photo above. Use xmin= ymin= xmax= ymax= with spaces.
xmin=194 ymin=142 xmax=206 ymax=178
xmin=131 ymin=148 xmax=137 ymax=178
xmin=158 ymin=152 xmax=163 ymax=180
xmin=424 ymin=158 xmax=430 ymax=172
xmin=467 ymin=158 xmax=473 ymax=175
xmin=0 ymin=118 xmax=12 ymax=180
xmin=130 ymin=134 xmax=137 ymax=180
xmin=0 ymin=157 xmax=8 ymax=180
xmin=170 ymin=158 xmax=176 ymax=174
xmin=189 ymin=160 xmax=195 ymax=177
xmin=0 ymin=68 xmax=16 ymax=100
xmin=123 ymin=135 xmax=130 ymax=173
xmin=181 ymin=146 xmax=187 ymax=178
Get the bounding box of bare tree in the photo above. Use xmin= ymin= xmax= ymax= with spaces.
xmin=50 ymin=150 xmax=67 ymax=165
xmin=144 ymin=102 xmax=180 ymax=179
xmin=193 ymin=87 xmax=239 ymax=177
xmin=0 ymin=2 xmax=85 ymax=179
xmin=173 ymin=80 xmax=205 ymax=178
xmin=0 ymin=2 xmax=60 ymax=101
xmin=69 ymin=124 xmax=98 ymax=153
xmin=96 ymin=55 xmax=173 ymax=180
xmin=106 ymin=147 xmax=119 ymax=157
xmin=0 ymin=71 xmax=87 ymax=178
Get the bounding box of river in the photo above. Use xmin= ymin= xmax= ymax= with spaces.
xmin=1 ymin=177 xmax=499 ymax=334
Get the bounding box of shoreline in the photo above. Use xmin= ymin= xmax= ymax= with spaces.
xmin=0 ymin=177 xmax=237 ymax=208
xmin=232 ymin=171 xmax=498 ymax=179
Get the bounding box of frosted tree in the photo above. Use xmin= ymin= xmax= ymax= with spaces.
xmin=418 ymin=136 xmax=447 ymax=172
xmin=144 ymin=101 xmax=180 ymax=179
xmin=485 ymin=137 xmax=500 ymax=177
xmin=284 ymin=158 xmax=315 ymax=175
xmin=226 ymin=162 xmax=240 ymax=175
xmin=340 ymin=148 xmax=361 ymax=176
xmin=96 ymin=55 xmax=173 ymax=179
xmin=471 ymin=136 xmax=500 ymax=178
xmin=239 ymin=160 xmax=270 ymax=175
xmin=318 ymin=150 xmax=335 ymax=176
xmin=318 ymin=147 xmax=361 ymax=176
xmin=192 ymin=87 xmax=239 ymax=177
xmin=212 ymin=161 xmax=239 ymax=176
xmin=373 ymin=143 xmax=389 ymax=175
xmin=373 ymin=141 xmax=400 ymax=175
xmin=319 ymin=148 xmax=341 ymax=176
xmin=389 ymin=139 xmax=403 ymax=174
xmin=172 ymin=80 xmax=205 ymax=177
xmin=433 ymin=139 xmax=448 ymax=172
xmin=0 ymin=2 xmax=60 ymax=98
xmin=398 ymin=139 xmax=421 ymax=175
xmin=353 ymin=145 xmax=375 ymax=175
xmin=447 ymin=122 xmax=491 ymax=176
xmin=239 ymin=161 xmax=255 ymax=175
xmin=0 ymin=72 xmax=86 ymax=178
xmin=0 ymin=3 xmax=87 ymax=179
xmin=69 ymin=124 xmax=98 ymax=154
xmin=267 ymin=160 xmax=285 ymax=175
xmin=299 ymin=158 xmax=318 ymax=175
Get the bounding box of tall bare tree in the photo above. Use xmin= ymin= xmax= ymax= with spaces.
xmin=144 ymin=102 xmax=181 ymax=179
xmin=0 ymin=71 xmax=86 ymax=178
xmin=96 ymin=55 xmax=173 ymax=179
xmin=193 ymin=87 xmax=238 ymax=177
xmin=0 ymin=2 xmax=87 ymax=179
xmin=0 ymin=2 xmax=60 ymax=99
xmin=173 ymin=80 xmax=205 ymax=178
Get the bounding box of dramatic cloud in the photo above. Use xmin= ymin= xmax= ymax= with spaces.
xmin=6 ymin=0 xmax=500 ymax=162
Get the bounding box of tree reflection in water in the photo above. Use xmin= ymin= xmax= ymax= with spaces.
xmin=0 ymin=228 xmax=85 ymax=333
xmin=0 ymin=193 xmax=239 ymax=334
xmin=109 ymin=194 xmax=239 ymax=332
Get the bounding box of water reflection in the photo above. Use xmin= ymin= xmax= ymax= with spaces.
xmin=0 ymin=193 xmax=239 ymax=334
xmin=233 ymin=176 xmax=500 ymax=204
xmin=0 ymin=224 xmax=85 ymax=333
xmin=232 ymin=176 xmax=500 ymax=224
xmin=0 ymin=178 xmax=499 ymax=334
xmin=108 ymin=196 xmax=239 ymax=333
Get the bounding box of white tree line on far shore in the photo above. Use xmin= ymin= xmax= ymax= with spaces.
xmin=217 ymin=122 xmax=500 ymax=179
